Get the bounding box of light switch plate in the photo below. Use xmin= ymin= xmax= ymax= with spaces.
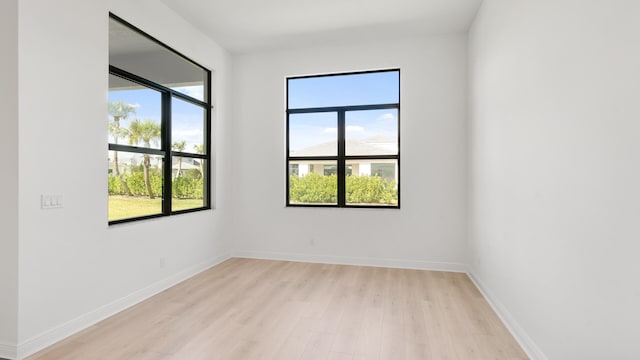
xmin=41 ymin=195 xmax=63 ymax=209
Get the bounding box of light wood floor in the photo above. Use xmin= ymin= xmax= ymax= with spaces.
xmin=28 ymin=258 xmax=527 ymax=360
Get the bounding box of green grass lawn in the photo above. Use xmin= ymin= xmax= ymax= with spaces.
xmin=109 ymin=196 xmax=204 ymax=221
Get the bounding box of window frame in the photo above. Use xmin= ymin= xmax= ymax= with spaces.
xmin=108 ymin=13 xmax=212 ymax=225
xmin=286 ymin=69 xmax=401 ymax=209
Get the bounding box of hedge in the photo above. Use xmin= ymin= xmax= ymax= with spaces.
xmin=289 ymin=173 xmax=397 ymax=204
xmin=289 ymin=173 xmax=338 ymax=203
xmin=108 ymin=173 xmax=204 ymax=199
xmin=346 ymin=174 xmax=398 ymax=204
xmin=173 ymin=176 xmax=204 ymax=199
xmin=110 ymin=172 xmax=396 ymax=203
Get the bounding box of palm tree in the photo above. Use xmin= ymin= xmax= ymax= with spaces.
xmin=108 ymin=100 xmax=136 ymax=196
xmin=128 ymin=119 xmax=161 ymax=199
xmin=193 ymin=144 xmax=205 ymax=179
xmin=172 ymin=140 xmax=187 ymax=179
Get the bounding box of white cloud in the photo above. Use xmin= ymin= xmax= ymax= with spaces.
xmin=346 ymin=125 xmax=364 ymax=132
xmin=173 ymin=86 xmax=204 ymax=101
xmin=172 ymin=129 xmax=203 ymax=146
xmin=377 ymin=113 xmax=396 ymax=121
xmin=324 ymin=127 xmax=337 ymax=133
xmin=173 ymin=129 xmax=202 ymax=138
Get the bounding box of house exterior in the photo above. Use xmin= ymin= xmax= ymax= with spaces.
xmin=289 ymin=136 xmax=398 ymax=184
xmin=108 ymin=153 xmax=202 ymax=179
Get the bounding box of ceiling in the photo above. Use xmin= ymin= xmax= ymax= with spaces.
xmin=110 ymin=17 xmax=160 ymax=56
xmin=159 ymin=0 xmax=483 ymax=54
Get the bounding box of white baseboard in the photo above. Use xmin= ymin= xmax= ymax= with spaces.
xmin=466 ymin=271 xmax=547 ymax=360
xmin=0 ymin=342 xmax=17 ymax=360
xmin=233 ymin=250 xmax=468 ymax=273
xmin=16 ymin=253 xmax=232 ymax=360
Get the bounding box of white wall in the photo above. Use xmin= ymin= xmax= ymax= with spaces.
xmin=0 ymin=0 xmax=19 ymax=357
xmin=232 ymin=35 xmax=468 ymax=269
xmin=468 ymin=1 xmax=640 ymax=359
xmin=15 ymin=0 xmax=233 ymax=358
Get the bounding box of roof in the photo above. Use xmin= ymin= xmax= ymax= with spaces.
xmin=291 ymin=136 xmax=397 ymax=157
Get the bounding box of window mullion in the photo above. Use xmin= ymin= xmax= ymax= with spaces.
xmin=337 ymin=111 xmax=346 ymax=206
xmin=286 ymin=112 xmax=291 ymax=206
xmin=162 ymin=92 xmax=172 ymax=215
xmin=204 ymin=70 xmax=212 ymax=208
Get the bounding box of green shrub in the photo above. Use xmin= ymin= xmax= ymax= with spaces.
xmin=346 ymin=175 xmax=398 ymax=204
xmin=173 ymin=176 xmax=204 ymax=199
xmin=289 ymin=174 xmax=398 ymax=205
xmin=184 ymin=168 xmax=202 ymax=180
xmin=289 ymin=173 xmax=337 ymax=203
xmin=108 ymin=175 xmax=125 ymax=195
xmin=108 ymin=171 xmax=162 ymax=197
xmin=109 ymin=172 xmax=204 ymax=200
xmin=125 ymin=172 xmax=161 ymax=196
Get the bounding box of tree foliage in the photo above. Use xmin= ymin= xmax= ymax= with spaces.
xmin=128 ymin=119 xmax=161 ymax=198
xmin=173 ymin=140 xmax=187 ymax=178
xmin=128 ymin=119 xmax=160 ymax=148
xmin=109 ymin=100 xmax=137 ymax=121
xmin=193 ymin=144 xmax=205 ymax=178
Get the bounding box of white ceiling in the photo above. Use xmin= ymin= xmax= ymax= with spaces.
xmin=159 ymin=0 xmax=483 ymax=54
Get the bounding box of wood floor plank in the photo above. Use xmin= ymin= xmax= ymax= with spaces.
xmin=26 ymin=258 xmax=528 ymax=360
xmin=300 ymin=331 xmax=335 ymax=360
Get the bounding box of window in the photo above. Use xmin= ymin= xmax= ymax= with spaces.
xmin=287 ymin=69 xmax=400 ymax=208
xmin=108 ymin=14 xmax=211 ymax=224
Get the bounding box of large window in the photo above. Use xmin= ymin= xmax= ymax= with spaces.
xmin=287 ymin=70 xmax=400 ymax=208
xmin=108 ymin=14 xmax=211 ymax=224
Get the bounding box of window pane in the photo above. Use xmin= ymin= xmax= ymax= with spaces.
xmin=109 ymin=17 xmax=206 ymax=101
xmin=172 ymin=97 xmax=205 ymax=154
xmin=108 ymin=151 xmax=164 ymax=221
xmin=345 ymin=109 xmax=398 ymax=156
xmin=288 ymin=70 xmax=399 ymax=109
xmin=289 ymin=113 xmax=337 ymax=156
xmin=172 ymin=157 xmax=206 ymax=211
xmin=323 ymin=165 xmax=337 ymax=176
xmin=346 ymin=159 xmax=398 ymax=206
xmin=109 ymin=75 xmax=162 ymax=149
xmin=289 ymin=161 xmax=337 ymax=205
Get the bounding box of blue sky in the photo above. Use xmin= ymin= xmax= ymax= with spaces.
xmin=288 ymin=71 xmax=399 ymax=152
xmin=108 ymin=86 xmax=204 ymax=153
xmin=288 ymin=70 xmax=399 ymax=109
